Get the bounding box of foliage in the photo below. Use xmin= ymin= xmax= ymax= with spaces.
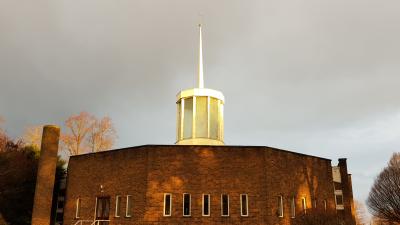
xmin=22 ymin=126 xmax=43 ymax=149
xmin=0 ymin=118 xmax=7 ymax=152
xmin=0 ymin=141 xmax=38 ymax=225
xmin=0 ymin=128 xmax=66 ymax=225
xmin=61 ymin=112 xmax=117 ymax=155
xmin=87 ymin=116 xmax=116 ymax=153
xmin=367 ymin=152 xmax=400 ymax=223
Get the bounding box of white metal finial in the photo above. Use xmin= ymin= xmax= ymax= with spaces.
xmin=198 ymin=24 xmax=204 ymax=88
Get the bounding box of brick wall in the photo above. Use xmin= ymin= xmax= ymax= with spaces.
xmin=63 ymin=145 xmax=355 ymax=225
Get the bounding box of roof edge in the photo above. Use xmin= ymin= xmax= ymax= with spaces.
xmin=69 ymin=144 xmax=332 ymax=161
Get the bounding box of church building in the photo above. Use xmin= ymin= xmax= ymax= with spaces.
xmin=31 ymin=25 xmax=356 ymax=225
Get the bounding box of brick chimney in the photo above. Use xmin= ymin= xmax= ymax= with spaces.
xmin=31 ymin=125 xmax=60 ymax=225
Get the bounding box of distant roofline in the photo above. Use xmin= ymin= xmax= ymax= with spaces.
xmin=69 ymin=144 xmax=332 ymax=161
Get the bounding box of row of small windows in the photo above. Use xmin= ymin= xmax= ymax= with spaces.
xmin=277 ymin=196 xmax=329 ymax=218
xmin=164 ymin=194 xmax=329 ymax=218
xmin=75 ymin=194 xmax=336 ymax=219
xmin=163 ymin=193 xmax=247 ymax=217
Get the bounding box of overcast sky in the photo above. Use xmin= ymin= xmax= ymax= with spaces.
xmin=1 ymin=0 xmax=400 ymax=206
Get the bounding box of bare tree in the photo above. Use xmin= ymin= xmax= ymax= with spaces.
xmin=0 ymin=117 xmax=7 ymax=152
xmin=87 ymin=116 xmax=117 ymax=152
xmin=372 ymin=216 xmax=399 ymax=225
xmin=367 ymin=153 xmax=400 ymax=223
xmin=22 ymin=125 xmax=42 ymax=149
xmin=61 ymin=112 xmax=117 ymax=156
xmin=61 ymin=112 xmax=95 ymax=156
xmin=388 ymin=152 xmax=400 ymax=168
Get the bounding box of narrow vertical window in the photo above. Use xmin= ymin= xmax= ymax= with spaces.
xmin=278 ymin=196 xmax=284 ymax=217
xmin=301 ymin=197 xmax=307 ymax=214
xmin=75 ymin=198 xmax=81 ymax=218
xmin=126 ymin=195 xmax=132 ymax=217
xmin=183 ymin=98 xmax=193 ymax=139
xmin=335 ymin=194 xmax=344 ymax=206
xmin=164 ymin=193 xmax=172 ymax=216
xmin=202 ymin=194 xmax=210 ymax=216
xmin=240 ymin=194 xmax=249 ymax=216
xmin=290 ymin=197 xmax=296 ymax=218
xmin=221 ymin=194 xmax=229 ymax=216
xmin=183 ymin=193 xmax=191 ymax=216
xmin=323 ymin=199 xmax=327 ymax=211
xmin=115 ymin=195 xmax=121 ymax=217
xmin=335 ymin=190 xmax=344 ymax=210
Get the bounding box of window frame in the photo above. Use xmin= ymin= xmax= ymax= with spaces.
xmin=202 ymin=194 xmax=211 ymax=217
xmin=182 ymin=193 xmax=191 ymax=217
xmin=75 ymin=198 xmax=81 ymax=219
xmin=221 ymin=194 xmax=230 ymax=217
xmin=335 ymin=192 xmax=344 ymax=210
xmin=301 ymin=197 xmax=307 ymax=214
xmin=290 ymin=197 xmax=296 ymax=218
xmin=125 ymin=195 xmax=132 ymax=217
xmin=278 ymin=195 xmax=284 ymax=218
xmin=240 ymin=194 xmax=249 ymax=217
xmin=163 ymin=193 xmax=172 ymax=217
xmin=115 ymin=195 xmax=121 ymax=217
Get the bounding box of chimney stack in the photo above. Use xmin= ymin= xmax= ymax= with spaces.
xmin=31 ymin=125 xmax=60 ymax=225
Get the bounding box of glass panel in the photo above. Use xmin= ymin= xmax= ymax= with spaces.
xmin=96 ymin=200 xmax=103 ymax=217
xmin=75 ymin=198 xmax=80 ymax=218
xmin=183 ymin=194 xmax=191 ymax=216
xmin=96 ymin=197 xmax=110 ymax=220
xmin=302 ymin=198 xmax=307 ymax=214
xmin=164 ymin=194 xmax=171 ymax=216
xmin=241 ymin=195 xmax=248 ymax=216
xmin=104 ymin=200 xmax=110 ymax=217
xmin=203 ymin=195 xmax=210 ymax=216
xmin=209 ymin=98 xmax=219 ymax=139
xmin=290 ymin=197 xmax=295 ymax=218
xmin=222 ymin=194 xmax=229 ymax=216
xmin=278 ymin=196 xmax=283 ymax=217
xmin=183 ymin=98 xmax=193 ymax=139
xmin=177 ymin=101 xmax=181 ymax=140
xmin=336 ymin=195 xmax=343 ymax=205
xmin=126 ymin=196 xmax=132 ymax=217
xmin=115 ymin=196 xmax=121 ymax=217
xmin=195 ymin=97 xmax=208 ymax=138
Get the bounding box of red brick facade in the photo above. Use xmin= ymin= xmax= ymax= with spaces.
xmin=62 ymin=145 xmax=355 ymax=225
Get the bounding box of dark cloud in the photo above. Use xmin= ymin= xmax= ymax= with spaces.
xmin=1 ymin=0 xmax=400 ymax=207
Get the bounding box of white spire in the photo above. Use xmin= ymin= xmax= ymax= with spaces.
xmin=198 ymin=24 xmax=204 ymax=88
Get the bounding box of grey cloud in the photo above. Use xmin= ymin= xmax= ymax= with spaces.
xmin=1 ymin=0 xmax=400 ymax=207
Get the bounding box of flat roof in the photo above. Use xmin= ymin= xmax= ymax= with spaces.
xmin=70 ymin=144 xmax=332 ymax=161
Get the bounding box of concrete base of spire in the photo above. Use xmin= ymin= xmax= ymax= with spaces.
xmin=176 ymin=88 xmax=225 ymax=103
xmin=175 ymin=138 xmax=224 ymax=146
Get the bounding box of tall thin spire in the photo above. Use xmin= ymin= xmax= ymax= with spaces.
xmin=198 ymin=24 xmax=204 ymax=88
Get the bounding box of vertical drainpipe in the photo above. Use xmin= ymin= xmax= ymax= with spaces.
xmin=31 ymin=125 xmax=60 ymax=225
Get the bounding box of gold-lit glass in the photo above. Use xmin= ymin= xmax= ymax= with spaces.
xmin=175 ymin=23 xmax=224 ymax=145
xmin=195 ymin=96 xmax=208 ymax=138
xmin=183 ymin=97 xmax=193 ymax=139
xmin=177 ymin=101 xmax=181 ymax=140
xmin=209 ymin=97 xmax=219 ymax=139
